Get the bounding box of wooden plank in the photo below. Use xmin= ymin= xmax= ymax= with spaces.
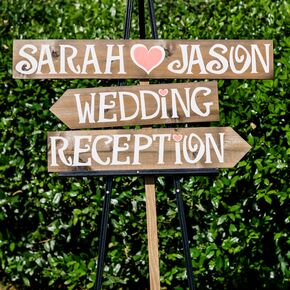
xmin=140 ymin=80 xmax=161 ymax=290
xmin=50 ymin=81 xmax=219 ymax=129
xmin=145 ymin=176 xmax=160 ymax=290
xmin=13 ymin=40 xmax=273 ymax=79
xmin=47 ymin=127 xmax=251 ymax=173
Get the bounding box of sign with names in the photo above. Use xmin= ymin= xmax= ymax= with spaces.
xmin=47 ymin=127 xmax=251 ymax=173
xmin=50 ymin=82 xmax=219 ymax=129
xmin=13 ymin=40 xmax=273 ymax=79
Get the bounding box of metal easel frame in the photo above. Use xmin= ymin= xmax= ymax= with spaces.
xmin=88 ymin=1 xmax=218 ymax=289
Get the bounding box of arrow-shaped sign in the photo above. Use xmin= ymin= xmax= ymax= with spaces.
xmin=50 ymin=82 xmax=219 ymax=129
xmin=47 ymin=127 xmax=251 ymax=174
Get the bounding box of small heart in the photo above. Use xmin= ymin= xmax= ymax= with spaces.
xmin=131 ymin=44 xmax=165 ymax=74
xmin=173 ymin=134 xmax=183 ymax=142
xmin=158 ymin=89 xmax=168 ymax=96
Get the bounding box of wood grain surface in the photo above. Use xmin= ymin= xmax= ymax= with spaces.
xmin=47 ymin=127 xmax=251 ymax=173
xmin=50 ymin=81 xmax=219 ymax=128
xmin=140 ymin=79 xmax=161 ymax=290
xmin=13 ymin=39 xmax=273 ymax=79
xmin=145 ymin=176 xmax=160 ymax=290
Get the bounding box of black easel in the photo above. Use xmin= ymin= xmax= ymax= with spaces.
xmin=174 ymin=177 xmax=195 ymax=290
xmin=94 ymin=177 xmax=113 ymax=290
xmin=93 ymin=1 xmax=134 ymax=289
xmin=93 ymin=1 xmax=218 ymax=289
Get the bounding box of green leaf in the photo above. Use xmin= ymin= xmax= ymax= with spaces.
xmin=23 ymin=277 xmax=30 ymax=287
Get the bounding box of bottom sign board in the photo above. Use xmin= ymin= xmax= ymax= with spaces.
xmin=48 ymin=127 xmax=251 ymax=174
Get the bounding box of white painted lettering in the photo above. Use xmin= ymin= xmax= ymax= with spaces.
xmin=205 ymin=133 xmax=224 ymax=163
xmin=59 ymin=45 xmax=81 ymax=74
xmin=119 ymin=92 xmax=139 ymax=121
xmin=140 ymin=90 xmax=160 ymax=120
xmin=186 ymin=45 xmax=208 ymax=74
xmin=190 ymin=87 xmax=213 ymax=117
xmin=75 ymin=93 xmax=96 ymax=124
xmin=183 ymin=134 xmax=205 ymax=163
xmin=15 ymin=44 xmax=38 ymax=74
xmin=36 ymin=44 xmax=56 ymax=74
xmin=153 ymin=134 xmax=171 ymax=164
xmin=50 ymin=136 xmax=72 ymax=166
xmin=73 ymin=136 xmax=92 ymax=166
xmin=251 ymin=44 xmax=270 ymax=73
xmin=171 ymin=88 xmax=190 ymax=118
xmin=132 ymin=134 xmax=153 ymax=165
xmin=111 ymin=134 xmax=131 ymax=165
xmin=105 ymin=45 xmax=125 ymax=74
xmin=160 ymin=96 xmax=169 ymax=119
xmin=92 ymin=136 xmax=112 ymax=165
xmin=167 ymin=44 xmax=189 ymax=74
xmin=98 ymin=92 xmax=117 ymax=122
xmin=229 ymin=45 xmax=251 ymax=74
xmin=82 ymin=45 xmax=101 ymax=74
xmin=207 ymin=44 xmax=228 ymax=74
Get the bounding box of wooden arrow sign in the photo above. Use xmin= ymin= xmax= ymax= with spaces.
xmin=13 ymin=39 xmax=273 ymax=79
xmin=47 ymin=127 xmax=251 ymax=174
xmin=50 ymin=82 xmax=219 ymax=128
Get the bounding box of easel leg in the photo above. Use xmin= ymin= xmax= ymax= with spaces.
xmin=124 ymin=0 xmax=133 ymax=39
xmin=174 ymin=177 xmax=196 ymax=290
xmin=145 ymin=176 xmax=161 ymax=290
xmin=94 ymin=176 xmax=113 ymax=290
xmin=148 ymin=0 xmax=158 ymax=38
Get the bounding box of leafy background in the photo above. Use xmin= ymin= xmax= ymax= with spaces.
xmin=0 ymin=0 xmax=289 ymax=289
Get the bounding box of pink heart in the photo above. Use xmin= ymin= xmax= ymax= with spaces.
xmin=173 ymin=134 xmax=183 ymax=142
xmin=158 ymin=89 xmax=168 ymax=96
xmin=131 ymin=44 xmax=165 ymax=74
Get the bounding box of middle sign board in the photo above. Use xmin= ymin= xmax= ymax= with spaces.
xmin=50 ymin=82 xmax=219 ymax=128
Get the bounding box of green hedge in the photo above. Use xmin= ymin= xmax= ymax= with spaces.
xmin=0 ymin=0 xmax=289 ymax=289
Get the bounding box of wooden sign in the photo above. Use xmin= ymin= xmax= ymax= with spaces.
xmin=50 ymin=82 xmax=219 ymax=128
xmin=47 ymin=127 xmax=251 ymax=174
xmin=13 ymin=40 xmax=273 ymax=79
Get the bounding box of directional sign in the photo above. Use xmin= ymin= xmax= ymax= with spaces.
xmin=13 ymin=40 xmax=273 ymax=79
xmin=50 ymin=82 xmax=219 ymax=129
xmin=47 ymin=127 xmax=251 ymax=174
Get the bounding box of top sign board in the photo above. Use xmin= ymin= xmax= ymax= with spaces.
xmin=13 ymin=40 xmax=273 ymax=79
